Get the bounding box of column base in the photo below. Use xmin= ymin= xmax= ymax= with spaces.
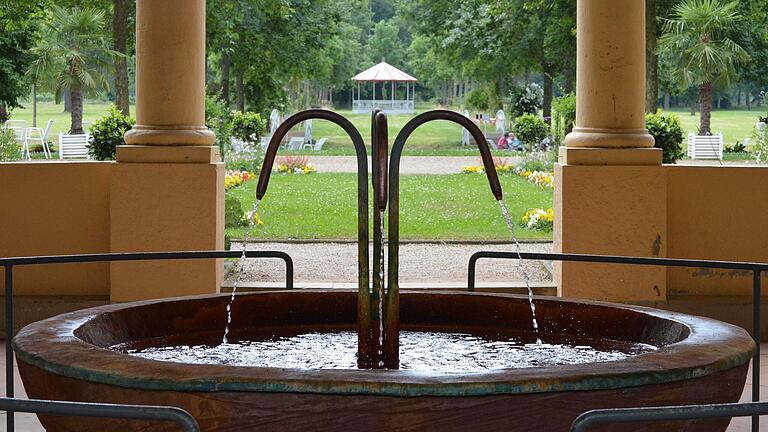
xmin=554 ymin=162 xmax=667 ymax=302
xmin=559 ymin=147 xmax=662 ymax=166
xmin=116 ymin=145 xmax=220 ymax=163
xmin=109 ymin=161 xmax=225 ymax=302
xmin=124 ymin=125 xmax=216 ymax=146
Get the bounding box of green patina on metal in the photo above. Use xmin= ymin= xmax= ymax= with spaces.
xmin=13 ymin=342 xmax=753 ymax=397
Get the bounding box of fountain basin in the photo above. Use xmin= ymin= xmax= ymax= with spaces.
xmin=14 ymin=290 xmax=754 ymax=431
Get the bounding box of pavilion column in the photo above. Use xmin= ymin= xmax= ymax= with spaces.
xmin=110 ymin=0 xmax=224 ymax=302
xmin=555 ymin=0 xmax=667 ymax=302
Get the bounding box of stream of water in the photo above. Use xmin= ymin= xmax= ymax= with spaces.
xmin=498 ymin=200 xmax=541 ymax=344
xmin=377 ymin=210 xmax=386 ymax=367
xmin=222 ymin=199 xmax=261 ymax=344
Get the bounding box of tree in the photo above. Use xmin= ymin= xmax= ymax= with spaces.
xmin=112 ymin=0 xmax=132 ymax=116
xmin=29 ymin=6 xmax=119 ymax=134
xmin=0 ymin=0 xmax=48 ymax=121
xmin=658 ymin=0 xmax=749 ymax=134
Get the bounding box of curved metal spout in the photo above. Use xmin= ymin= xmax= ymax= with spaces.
xmin=373 ymin=111 xmax=389 ymax=211
xmin=382 ymin=109 xmax=506 ymax=368
xmin=254 ymin=109 xmax=374 ymax=368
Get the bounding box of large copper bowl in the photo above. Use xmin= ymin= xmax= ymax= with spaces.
xmin=13 ymin=291 xmax=754 ymax=431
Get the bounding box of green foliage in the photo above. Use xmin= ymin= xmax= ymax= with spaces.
xmin=367 ymin=20 xmax=406 ymax=67
xmin=466 ymin=88 xmax=490 ymax=111
xmin=29 ymin=5 xmax=118 ymax=133
xmin=225 ymin=194 xmax=245 ymax=229
xmin=645 ymin=111 xmax=685 ymax=164
xmin=0 ymin=128 xmax=22 ymax=161
xmin=205 ymin=95 xmax=234 ymax=156
xmin=658 ymin=0 xmax=749 ymax=90
xmin=724 ymin=142 xmax=746 ymax=153
xmin=551 ymin=92 xmax=576 ymax=144
xmin=512 ymin=114 xmax=549 ymax=149
xmin=510 ymin=83 xmax=543 ymax=117
xmin=88 ymin=106 xmax=134 ymax=160
xmin=752 ymin=125 xmax=768 ymax=164
xmin=231 ymin=111 xmax=266 ymax=143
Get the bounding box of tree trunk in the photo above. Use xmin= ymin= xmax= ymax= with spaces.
xmin=113 ymin=0 xmax=130 ymax=116
xmin=32 ymin=84 xmax=37 ymax=127
xmin=70 ymin=85 xmax=84 ymax=134
xmin=663 ymin=93 xmax=670 ymax=111
xmin=63 ymin=88 xmax=72 ymax=113
xmin=236 ymin=70 xmax=245 ymax=111
xmin=542 ymin=65 xmax=554 ymax=122
xmin=0 ymin=104 xmax=8 ymax=123
xmin=645 ymin=0 xmax=658 ymax=113
xmin=563 ymin=54 xmax=575 ymax=94
xmin=699 ymin=83 xmax=712 ymax=135
xmin=746 ymin=90 xmax=751 ymax=111
xmin=220 ymin=53 xmax=231 ymax=104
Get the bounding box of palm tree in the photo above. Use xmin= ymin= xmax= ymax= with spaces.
xmin=28 ymin=6 xmax=118 ymax=134
xmin=658 ymin=0 xmax=749 ymax=135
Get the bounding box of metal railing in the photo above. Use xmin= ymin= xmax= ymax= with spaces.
xmin=571 ymin=402 xmax=768 ymax=432
xmin=1 ymin=250 xmax=294 ymax=431
xmin=469 ymin=250 xmax=766 ymax=432
xmin=0 ymin=397 xmax=199 ymax=432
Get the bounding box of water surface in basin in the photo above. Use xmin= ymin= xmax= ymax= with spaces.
xmin=114 ymin=331 xmax=657 ymax=373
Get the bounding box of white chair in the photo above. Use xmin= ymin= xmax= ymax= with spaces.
xmin=287 ymin=137 xmax=304 ymax=151
xmin=4 ymin=120 xmax=27 ymax=159
xmin=25 ymin=119 xmax=54 ymax=159
xmin=313 ymin=137 xmax=327 ymax=151
xmin=59 ymin=132 xmax=91 ymax=159
xmin=687 ymin=132 xmax=723 ymax=160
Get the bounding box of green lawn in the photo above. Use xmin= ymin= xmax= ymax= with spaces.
xmin=10 ymin=101 xmax=134 ymax=134
xmin=227 ymin=173 xmax=553 ymax=241
xmin=668 ymin=108 xmax=762 ymax=148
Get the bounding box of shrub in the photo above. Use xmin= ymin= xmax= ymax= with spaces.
xmin=511 ymin=114 xmax=549 ymax=150
xmin=231 ymin=111 xmax=267 ymax=144
xmin=753 ymin=124 xmax=768 ymax=164
xmin=724 ymin=141 xmax=747 ymax=153
xmin=552 ymin=93 xmax=576 ymax=143
xmin=466 ymin=87 xmax=490 ymax=111
xmin=88 ymin=106 xmax=135 ymax=160
xmin=0 ymin=128 xmax=21 ymax=161
xmin=509 ymin=83 xmax=543 ymax=117
xmin=205 ymin=95 xmax=234 ymax=157
xmin=645 ymin=111 xmax=684 ymax=164
xmin=225 ymin=194 xmax=245 ymax=229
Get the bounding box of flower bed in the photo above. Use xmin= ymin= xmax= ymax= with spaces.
xmin=225 ymin=170 xmax=256 ymax=190
xmin=514 ymin=167 xmax=554 ymax=189
xmin=277 ymin=155 xmax=316 ymax=175
xmin=522 ymin=208 xmax=554 ymax=230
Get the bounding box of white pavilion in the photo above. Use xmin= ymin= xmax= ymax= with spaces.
xmin=352 ymin=61 xmax=417 ymax=114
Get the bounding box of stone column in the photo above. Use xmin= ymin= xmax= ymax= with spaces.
xmin=555 ymin=0 xmax=667 ymax=302
xmin=110 ymin=0 xmax=224 ymax=302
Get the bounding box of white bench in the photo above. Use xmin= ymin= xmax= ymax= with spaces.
xmin=687 ymin=132 xmax=723 ymax=160
xmin=59 ymin=132 xmax=91 ymax=159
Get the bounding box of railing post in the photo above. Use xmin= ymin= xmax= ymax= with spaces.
xmin=5 ymin=263 xmax=14 ymax=432
xmin=468 ymin=253 xmax=478 ymax=292
xmin=753 ymin=269 xmax=761 ymax=432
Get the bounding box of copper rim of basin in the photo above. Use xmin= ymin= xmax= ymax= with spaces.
xmin=12 ymin=291 xmax=755 ymax=397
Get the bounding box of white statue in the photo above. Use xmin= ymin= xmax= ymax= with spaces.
xmin=269 ymin=109 xmax=281 ymax=135
xmin=462 ymin=109 xmax=471 ymax=146
xmin=496 ymin=109 xmax=506 ymax=133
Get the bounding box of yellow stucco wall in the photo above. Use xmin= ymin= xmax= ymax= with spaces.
xmin=0 ymin=162 xmax=112 ymax=296
xmin=666 ymin=165 xmax=768 ymax=297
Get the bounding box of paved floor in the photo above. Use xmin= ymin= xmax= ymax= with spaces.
xmin=2 ymin=342 xmax=765 ymax=431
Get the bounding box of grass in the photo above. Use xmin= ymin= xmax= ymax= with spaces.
xmin=9 ymin=101 xmax=135 ymax=134
xmin=226 ymin=173 xmax=553 ymax=241
xmin=9 ymin=101 xmax=764 ymax=158
xmin=668 ymin=108 xmax=763 ymax=148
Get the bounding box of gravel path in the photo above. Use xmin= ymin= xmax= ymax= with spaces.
xmin=310 ymin=155 xmax=525 ymax=175
xmin=228 ymin=241 xmax=553 ymax=284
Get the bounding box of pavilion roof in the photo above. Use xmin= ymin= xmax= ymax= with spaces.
xmin=352 ymin=61 xmax=417 ymax=82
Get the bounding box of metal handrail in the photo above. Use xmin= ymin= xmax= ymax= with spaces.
xmin=2 ymin=249 xmax=293 ymax=431
xmin=571 ymin=402 xmax=768 ymax=432
xmin=0 ymin=397 xmax=199 ymax=432
xmin=468 ymin=250 xmax=764 ymax=432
